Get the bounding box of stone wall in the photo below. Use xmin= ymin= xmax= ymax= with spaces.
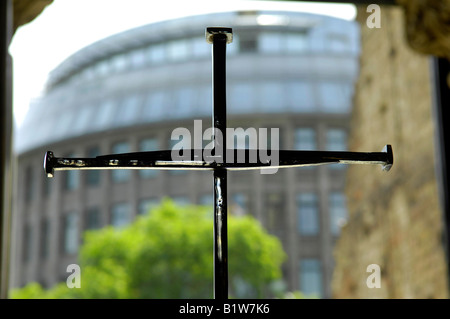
xmin=13 ymin=0 xmax=53 ymax=33
xmin=331 ymin=5 xmax=448 ymax=298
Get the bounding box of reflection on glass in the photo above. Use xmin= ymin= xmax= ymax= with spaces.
xmin=329 ymin=192 xmax=347 ymax=235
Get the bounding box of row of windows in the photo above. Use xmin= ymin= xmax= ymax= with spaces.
xmin=24 ymin=208 xmax=323 ymax=297
xmin=298 ymin=192 xmax=348 ymax=236
xmin=22 ymin=193 xmax=248 ymax=261
xmin=28 ymin=215 xmax=326 ymax=298
xmin=64 ymin=31 xmax=349 ymax=86
xmin=68 ymin=36 xmax=232 ymax=85
xmin=23 ymin=188 xmax=345 ymax=264
xmin=24 ymin=127 xmax=347 ymax=201
xmin=40 ymin=81 xmax=352 ymax=146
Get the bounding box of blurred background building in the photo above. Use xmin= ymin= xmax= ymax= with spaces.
xmin=12 ymin=9 xmax=360 ymax=298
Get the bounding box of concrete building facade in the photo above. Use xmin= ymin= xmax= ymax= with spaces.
xmin=13 ymin=10 xmax=360 ymax=298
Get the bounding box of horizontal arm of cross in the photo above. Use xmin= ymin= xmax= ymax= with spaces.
xmin=43 ymin=145 xmax=393 ymax=177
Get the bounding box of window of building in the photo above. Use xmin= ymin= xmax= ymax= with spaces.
xmin=239 ymin=34 xmax=257 ymax=53
xmin=327 ymin=33 xmax=349 ymax=53
xmin=299 ymin=259 xmax=323 ymax=298
xmin=266 ymin=193 xmax=285 ymax=235
xmin=142 ymin=91 xmax=167 ymax=121
xmin=138 ymin=198 xmax=160 ymax=215
xmin=172 ymin=196 xmax=190 ymax=206
xmin=169 ymin=138 xmax=188 ymax=175
xmin=295 ymin=128 xmax=316 ymax=150
xmin=139 ymin=138 xmax=159 ymax=179
xmin=232 ymin=193 xmax=247 ymax=216
xmin=63 ymin=212 xmax=78 ymax=255
xmin=318 ymin=82 xmax=352 ymax=113
xmin=111 ymin=142 xmax=130 ymax=182
xmin=53 ymin=110 xmax=73 ymax=138
xmin=326 ymin=128 xmax=347 ymax=151
xmin=95 ymin=59 xmax=110 ymax=77
xmin=173 ymin=87 xmax=194 ymax=117
xmin=329 ymin=192 xmax=348 ymax=235
xmin=111 ymin=53 xmax=129 ymax=73
xmin=167 ymin=39 xmax=189 ymax=61
xmin=259 ymin=32 xmax=308 ymax=54
xmin=73 ymin=105 xmax=95 ymax=134
xmin=64 ymin=153 xmax=79 ymax=191
xmin=199 ymin=193 xmax=213 ymax=206
xmin=196 ymin=85 xmax=212 ymax=115
xmin=114 ymin=95 xmax=141 ymax=127
xmin=326 ymin=128 xmax=348 ymax=170
xmin=96 ymin=100 xmax=117 ymax=129
xmin=259 ymin=82 xmax=284 ymax=112
xmin=86 ymin=146 xmax=101 ymax=186
xmin=192 ymin=37 xmax=209 ymax=58
xmin=229 ymin=83 xmax=255 ymax=113
xmin=286 ymin=33 xmax=308 ymax=53
xmin=111 ymin=202 xmax=131 ymax=227
xmin=286 ymin=81 xmax=315 ymax=112
xmin=297 ymin=193 xmax=319 ymax=235
xmin=258 ymin=32 xmax=283 ymax=53
xmin=130 ymin=48 xmax=146 ymax=69
xmin=228 ymin=34 xmax=239 ymax=55
xmin=147 ymin=43 xmax=165 ymax=64
xmin=85 ymin=207 xmax=101 ymax=230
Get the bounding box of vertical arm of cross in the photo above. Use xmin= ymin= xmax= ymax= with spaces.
xmin=206 ymin=27 xmax=232 ymax=300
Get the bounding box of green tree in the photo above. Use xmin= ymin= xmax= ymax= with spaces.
xmin=11 ymin=199 xmax=286 ymax=299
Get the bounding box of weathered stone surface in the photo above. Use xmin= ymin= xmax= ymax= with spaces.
xmin=13 ymin=0 xmax=53 ymax=33
xmin=332 ymin=5 xmax=448 ymax=298
xmin=397 ymin=0 xmax=450 ymax=59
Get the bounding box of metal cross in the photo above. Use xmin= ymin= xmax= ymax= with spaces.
xmin=43 ymin=27 xmax=393 ymax=300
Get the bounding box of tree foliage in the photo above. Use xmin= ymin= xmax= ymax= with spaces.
xmin=11 ymin=199 xmax=287 ymax=299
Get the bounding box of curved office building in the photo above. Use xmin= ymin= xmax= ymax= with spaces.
xmin=13 ymin=9 xmax=359 ymax=298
